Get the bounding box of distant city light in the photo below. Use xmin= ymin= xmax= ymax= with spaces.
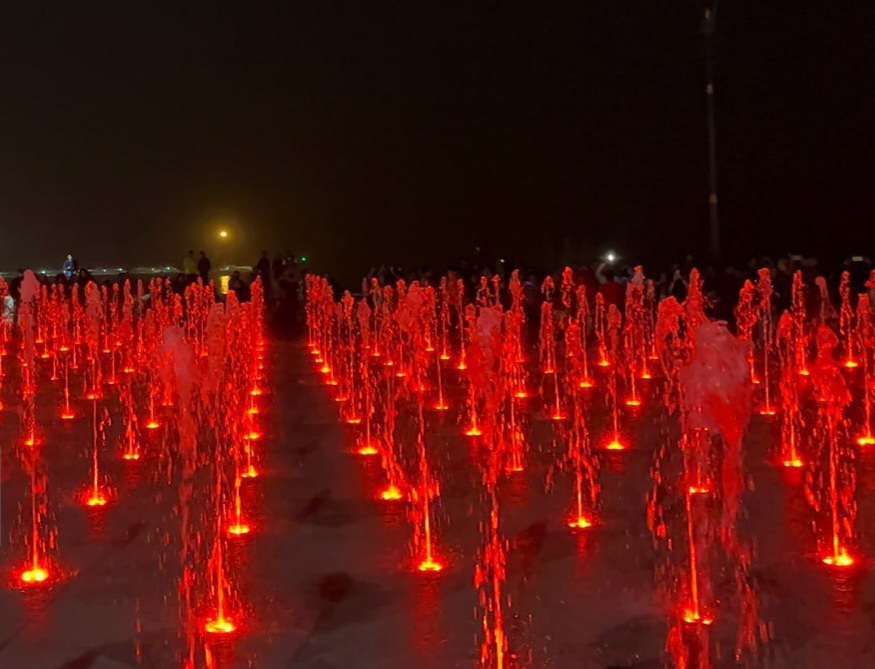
xmin=218 ymin=229 xmax=229 ymax=239
xmin=300 ymin=255 xmax=308 ymax=263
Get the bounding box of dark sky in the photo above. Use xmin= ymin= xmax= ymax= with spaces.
xmin=2 ymin=2 xmax=874 ymax=275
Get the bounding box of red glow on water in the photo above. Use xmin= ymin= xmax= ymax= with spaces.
xmin=822 ymin=547 xmax=855 ymax=568
xmin=380 ymin=484 xmax=403 ymax=501
xmin=227 ymin=524 xmax=251 ymax=537
xmin=204 ymin=617 xmax=237 ymax=635
xmin=682 ymin=609 xmax=714 ymax=626
xmin=19 ymin=567 xmax=50 ymax=585
xmin=567 ymin=516 xmax=593 ymax=530
xmin=86 ymin=493 xmax=108 ymax=507
xmin=417 ymin=558 xmax=444 ymax=573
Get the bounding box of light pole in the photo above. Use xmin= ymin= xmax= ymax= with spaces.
xmin=702 ymin=2 xmax=720 ymax=261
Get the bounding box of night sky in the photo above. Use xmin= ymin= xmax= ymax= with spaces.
xmin=2 ymin=2 xmax=874 ymax=276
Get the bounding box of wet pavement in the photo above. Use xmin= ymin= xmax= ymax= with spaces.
xmin=2 ymin=343 xmax=875 ymax=668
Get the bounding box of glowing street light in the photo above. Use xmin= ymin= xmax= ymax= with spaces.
xmin=218 ymin=229 xmax=229 ymax=240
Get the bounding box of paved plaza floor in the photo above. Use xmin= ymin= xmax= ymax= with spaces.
xmin=1 ymin=343 xmax=875 ymax=668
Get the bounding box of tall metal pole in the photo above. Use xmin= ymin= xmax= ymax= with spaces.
xmin=702 ymin=4 xmax=719 ymax=261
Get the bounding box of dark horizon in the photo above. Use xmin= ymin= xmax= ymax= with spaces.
xmin=2 ymin=2 xmax=874 ymax=275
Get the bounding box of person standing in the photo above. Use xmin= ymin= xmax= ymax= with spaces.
xmin=255 ymin=251 xmax=271 ymax=297
xmin=183 ymin=250 xmax=197 ymax=278
xmin=62 ymin=253 xmax=78 ymax=281
xmin=197 ymin=251 xmax=211 ymax=284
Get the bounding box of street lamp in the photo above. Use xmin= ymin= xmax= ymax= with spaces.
xmin=218 ymin=229 xmax=229 ymax=240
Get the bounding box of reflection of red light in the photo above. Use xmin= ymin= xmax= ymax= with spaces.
xmin=417 ymin=558 xmax=444 ymax=573
xmin=380 ymin=485 xmax=403 ymax=501
xmin=20 ymin=567 xmax=50 ymax=584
